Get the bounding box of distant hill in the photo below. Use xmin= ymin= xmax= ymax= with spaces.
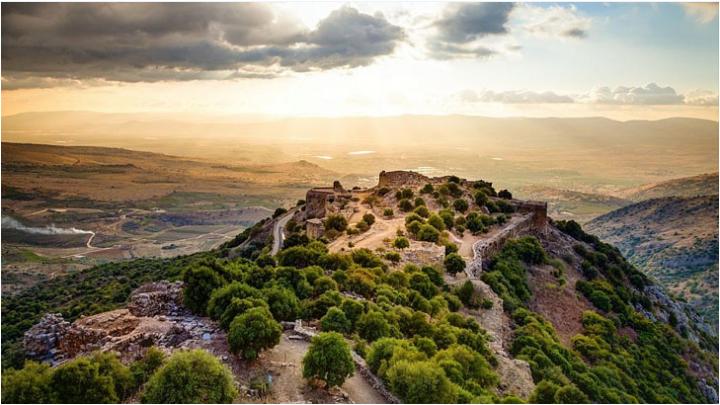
xmin=618 ymin=173 xmax=718 ymax=202
xmin=586 ymin=194 xmax=719 ymax=327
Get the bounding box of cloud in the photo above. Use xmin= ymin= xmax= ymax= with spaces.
xmin=682 ymin=3 xmax=719 ymax=24
xmin=457 ymin=84 xmax=717 ymax=106
xmin=1 ymin=4 xmax=404 ymax=88
xmin=434 ymin=3 xmax=515 ymax=43
xmin=684 ymin=89 xmax=719 ymax=106
xmin=460 ymin=89 xmax=574 ymax=104
xmin=583 ymin=83 xmax=685 ymax=105
xmin=514 ymin=4 xmax=592 ymax=39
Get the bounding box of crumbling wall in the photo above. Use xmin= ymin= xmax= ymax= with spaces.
xmin=466 ymin=213 xmax=537 ymax=279
xmin=377 ymin=170 xmax=431 ymax=189
xmin=305 ymin=189 xmax=334 ymax=219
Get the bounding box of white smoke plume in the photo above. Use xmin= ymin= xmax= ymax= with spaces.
xmin=2 ymin=215 xmax=93 ymax=235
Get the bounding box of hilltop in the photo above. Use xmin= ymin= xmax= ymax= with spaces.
xmin=617 ymin=172 xmax=718 ymax=202
xmin=586 ymin=194 xmax=719 ymax=327
xmin=2 ymin=171 xmax=717 ymax=404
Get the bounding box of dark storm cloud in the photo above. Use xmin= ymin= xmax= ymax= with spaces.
xmin=434 ymin=3 xmax=515 ymax=43
xmin=1 ymin=3 xmax=405 ymax=88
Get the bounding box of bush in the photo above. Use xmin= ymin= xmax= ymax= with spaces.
xmin=341 ymin=299 xmax=365 ymax=326
xmin=362 ymin=213 xmax=376 ymax=225
xmin=453 ymin=199 xmax=469 ymax=213
xmin=385 ymin=360 xmax=458 ymax=403
xmin=52 ymin=352 xmax=133 ymax=403
xmin=474 ymin=190 xmax=488 ymax=206
xmin=414 ymin=197 xmax=426 ymax=207
xmin=555 ymin=385 xmax=589 ymax=403
xmin=498 ymin=189 xmax=513 ymax=199
xmin=207 ymin=282 xmax=260 ymax=320
xmin=385 ymin=251 xmax=401 ymax=263
xmin=414 ymin=205 xmax=430 ymax=218
xmin=130 ymin=347 xmax=166 ymax=387
xmin=142 ymin=349 xmax=237 ymax=403
xmin=530 ymin=380 xmax=561 ymax=403
xmin=219 ymin=297 xmax=268 ymax=329
xmin=263 ymin=286 xmax=301 ymax=321
xmin=417 ymin=224 xmax=440 ymax=243
xmin=2 ymin=361 xmax=53 ymax=403
xmin=320 ymin=307 xmax=351 ymax=333
xmin=324 ymin=215 xmax=348 ymax=232
xmin=444 ymin=253 xmax=466 ymax=276
xmin=228 ymin=307 xmax=282 ymax=360
xmin=383 ymin=208 xmax=394 ymax=217
xmin=302 ymin=332 xmax=355 ymax=388
xmin=398 ymin=199 xmax=414 ymax=212
xmin=183 ymin=265 xmax=225 ymax=315
xmin=357 ymin=311 xmax=391 ymax=342
xmin=427 ymin=214 xmax=446 ymax=232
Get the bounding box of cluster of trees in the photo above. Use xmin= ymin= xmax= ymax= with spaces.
xmin=2 ymin=348 xmax=238 ymax=404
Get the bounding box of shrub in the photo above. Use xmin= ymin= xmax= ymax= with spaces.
xmin=263 ymin=286 xmax=301 ymax=321
xmin=324 ymin=215 xmax=348 ymax=232
xmin=228 ymin=307 xmax=282 ymax=360
xmin=406 ymin=220 xmax=422 ymax=235
xmin=385 ymin=251 xmax=401 ymax=263
xmin=474 ymin=190 xmax=488 ymax=206
xmin=444 ymin=253 xmax=466 ymax=276
xmin=555 ymin=385 xmax=589 ymax=403
xmin=414 ymin=205 xmax=430 ymax=218
xmin=447 ymin=183 xmax=463 ymax=198
xmin=417 ymin=224 xmax=440 ymax=243
xmin=427 ymin=214 xmax=446 ymax=231
xmin=142 ymin=349 xmax=237 ymax=403
xmin=398 ymin=199 xmax=414 ymax=212
xmin=453 ymin=199 xmax=469 ymax=213
xmin=302 ymin=332 xmax=355 ymax=388
xmin=321 ymin=307 xmax=351 ymax=333
xmin=357 ymin=311 xmax=391 ymax=342
xmin=383 ymin=208 xmax=394 ymax=217
xmin=219 ymin=297 xmax=268 ymax=329
xmin=183 ymin=265 xmax=225 ymax=315
xmin=414 ymin=197 xmax=426 ymax=207
xmin=52 ymin=352 xmax=133 ymax=403
xmin=362 ymin=213 xmax=376 ymax=225
xmin=530 ymin=380 xmax=561 ymax=403
xmin=130 ymin=347 xmax=166 ymax=387
xmin=207 ymin=282 xmax=260 ymax=320
xmin=385 ymin=360 xmax=458 ymax=403
xmin=2 ymin=361 xmax=53 ymax=403
xmin=421 ymin=184 xmax=434 ymax=194
xmin=498 ymin=189 xmax=512 ymax=199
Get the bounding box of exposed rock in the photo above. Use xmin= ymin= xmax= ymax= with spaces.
xmin=377 ymin=170 xmax=431 ymax=189
xmin=23 ymin=313 xmax=70 ymax=363
xmin=127 ymin=280 xmax=184 ymax=317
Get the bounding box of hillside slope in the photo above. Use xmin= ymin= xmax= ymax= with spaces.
xmin=586 ymin=195 xmax=718 ymax=327
xmin=618 ymin=172 xmax=718 ymax=202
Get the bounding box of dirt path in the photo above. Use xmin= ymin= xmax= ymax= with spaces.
xmin=262 ymin=335 xmax=388 ymax=404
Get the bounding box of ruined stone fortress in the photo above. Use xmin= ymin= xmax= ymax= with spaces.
xmin=302 ymin=170 xmax=548 ymax=267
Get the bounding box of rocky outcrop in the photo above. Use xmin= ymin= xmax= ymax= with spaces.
xmin=377 ymin=170 xmax=431 ymax=189
xmin=24 ymin=281 xmax=222 ymax=364
xmin=127 ymin=280 xmax=184 ymax=317
xmin=23 ymin=313 xmax=70 ymax=363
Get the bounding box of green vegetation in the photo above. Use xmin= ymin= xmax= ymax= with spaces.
xmin=142 ymin=349 xmax=237 ymax=403
xmin=228 ymin=306 xmax=282 ymax=360
xmin=302 ymin=332 xmax=355 ymax=388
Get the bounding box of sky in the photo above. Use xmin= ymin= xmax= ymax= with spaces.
xmin=1 ymin=2 xmax=718 ymax=120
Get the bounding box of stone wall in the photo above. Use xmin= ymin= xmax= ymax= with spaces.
xmin=305 ymin=188 xmax=335 ymax=219
xmin=466 ymin=214 xmax=536 ymax=279
xmin=377 ymin=170 xmax=431 ymax=189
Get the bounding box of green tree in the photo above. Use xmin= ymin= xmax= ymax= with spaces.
xmin=219 ymin=297 xmax=268 ymax=329
xmin=302 ymin=332 xmax=355 ymax=388
xmin=398 ymin=198 xmax=414 ymax=212
xmin=357 ymin=311 xmax=391 ymax=342
xmin=183 ymin=265 xmax=225 ymax=315
xmin=51 ymin=352 xmax=132 ymax=403
xmin=207 ymin=282 xmax=260 ymax=320
xmin=362 ymin=213 xmax=376 ymax=225
xmin=341 ymin=299 xmax=365 ymax=326
xmin=142 ymin=349 xmax=237 ymax=403
xmin=498 ymin=189 xmax=513 ymax=199
xmin=385 ymin=360 xmax=457 ymax=403
xmin=474 ymin=190 xmax=488 ymax=206
xmin=263 ymin=285 xmax=301 ymax=321
xmin=453 ymin=199 xmax=469 ymax=213
xmin=414 ymin=205 xmax=430 ymax=218
xmin=130 ymin=347 xmax=166 ymax=387
xmin=555 ymin=385 xmax=589 ymax=403
xmin=383 ymin=208 xmax=394 ymax=217
xmin=2 ymin=361 xmax=53 ymax=404
xmin=320 ymin=307 xmax=351 ymax=333
xmin=444 ymin=253 xmax=466 ymax=276
xmin=324 ymin=214 xmax=348 ymax=232
xmin=393 ymin=236 xmax=410 ymax=249
xmin=417 ymin=224 xmax=440 ymax=243
xmin=228 ymin=307 xmax=282 ymax=360
xmin=427 ymin=214 xmax=446 ymax=231
xmin=530 ymin=380 xmax=561 ymax=403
